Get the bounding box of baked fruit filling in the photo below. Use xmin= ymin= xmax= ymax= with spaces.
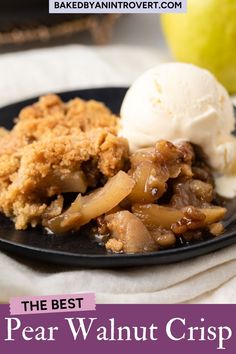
xmin=0 ymin=95 xmax=227 ymax=253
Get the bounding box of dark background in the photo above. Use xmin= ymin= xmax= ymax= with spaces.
xmin=0 ymin=0 xmax=80 ymax=26
xmin=0 ymin=1 xmax=121 ymax=53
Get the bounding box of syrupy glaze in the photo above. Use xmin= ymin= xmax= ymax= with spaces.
xmin=173 ymin=196 xmax=236 ymax=248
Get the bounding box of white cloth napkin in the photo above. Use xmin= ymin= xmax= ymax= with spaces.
xmin=0 ymin=45 xmax=235 ymax=304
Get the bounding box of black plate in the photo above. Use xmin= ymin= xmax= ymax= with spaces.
xmin=0 ymin=87 xmax=236 ymax=268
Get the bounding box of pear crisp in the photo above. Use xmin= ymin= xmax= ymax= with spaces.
xmin=0 ymin=94 xmax=129 ymax=230
xmin=0 ymin=94 xmax=226 ymax=254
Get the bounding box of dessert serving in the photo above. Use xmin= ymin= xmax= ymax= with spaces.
xmin=0 ymin=62 xmax=235 ymax=255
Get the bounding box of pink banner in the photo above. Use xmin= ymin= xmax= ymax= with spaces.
xmin=9 ymin=293 xmax=96 ymax=315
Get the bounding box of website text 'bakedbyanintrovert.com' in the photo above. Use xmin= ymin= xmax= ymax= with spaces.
xmin=49 ymin=0 xmax=187 ymax=13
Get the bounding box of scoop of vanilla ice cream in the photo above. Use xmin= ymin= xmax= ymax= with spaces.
xmin=120 ymin=62 xmax=236 ymax=174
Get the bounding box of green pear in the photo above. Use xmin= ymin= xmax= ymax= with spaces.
xmin=161 ymin=0 xmax=236 ymax=93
